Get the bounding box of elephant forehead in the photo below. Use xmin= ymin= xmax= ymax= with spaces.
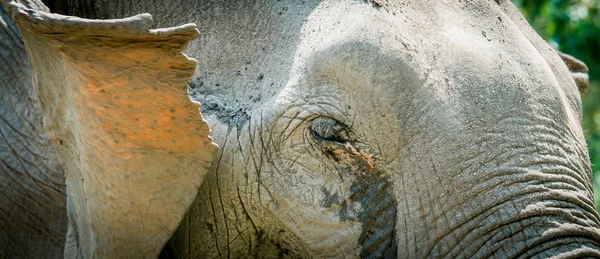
xmin=294 ymin=1 xmax=509 ymax=64
xmin=280 ymin=0 xmax=582 ymax=158
xmin=290 ymin=1 xmax=525 ymax=99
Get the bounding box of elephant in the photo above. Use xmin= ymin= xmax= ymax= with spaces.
xmin=0 ymin=2 xmax=67 ymax=257
xmin=1 ymin=0 xmax=599 ymax=258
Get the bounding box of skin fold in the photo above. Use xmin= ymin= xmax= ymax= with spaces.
xmin=1 ymin=0 xmax=599 ymax=258
xmin=0 ymin=3 xmax=66 ymax=258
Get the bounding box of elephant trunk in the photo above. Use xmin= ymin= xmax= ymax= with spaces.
xmin=391 ymin=115 xmax=600 ymax=257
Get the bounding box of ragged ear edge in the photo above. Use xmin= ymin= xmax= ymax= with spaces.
xmin=6 ymin=1 xmax=217 ymax=258
xmin=495 ymin=0 xmax=590 ymax=100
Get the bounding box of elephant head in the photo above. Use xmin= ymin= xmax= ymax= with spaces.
xmin=1 ymin=0 xmax=599 ymax=258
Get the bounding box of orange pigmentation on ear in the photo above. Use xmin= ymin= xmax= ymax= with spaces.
xmin=9 ymin=2 xmax=217 ymax=258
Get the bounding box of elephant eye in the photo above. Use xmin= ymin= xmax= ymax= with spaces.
xmin=310 ymin=117 xmax=349 ymax=143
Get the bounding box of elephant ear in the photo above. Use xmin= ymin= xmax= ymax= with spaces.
xmin=558 ymin=51 xmax=590 ymax=97
xmin=0 ymin=3 xmax=66 ymax=258
xmin=5 ymin=1 xmax=217 ymax=258
xmin=496 ymin=0 xmax=590 ymax=99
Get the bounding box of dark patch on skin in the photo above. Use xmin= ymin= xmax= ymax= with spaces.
xmin=349 ymin=167 xmax=397 ymax=258
xmin=369 ymin=0 xmax=383 ymax=8
xmin=313 ymin=116 xmax=397 ymax=258
xmin=189 ymin=80 xmax=202 ymax=89
xmin=321 ymin=186 xmax=341 ymax=208
xmin=249 ymin=231 xmax=304 ymax=258
xmin=201 ymin=102 xmax=250 ymax=130
xmin=339 ymin=200 xmax=360 ymax=221
xmin=275 ymin=243 xmax=291 ymax=257
xmin=189 ymin=80 xmax=251 ymax=130
xmin=324 ymin=149 xmax=341 ymax=162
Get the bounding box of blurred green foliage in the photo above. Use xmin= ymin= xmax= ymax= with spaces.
xmin=512 ymin=0 xmax=600 ymax=208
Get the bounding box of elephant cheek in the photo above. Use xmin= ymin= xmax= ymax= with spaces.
xmin=260 ymin=160 xmax=398 ymax=257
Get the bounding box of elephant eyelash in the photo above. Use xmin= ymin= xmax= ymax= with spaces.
xmin=309 ymin=117 xmax=350 ymax=144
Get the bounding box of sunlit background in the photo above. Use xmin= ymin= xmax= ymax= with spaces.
xmin=512 ymin=0 xmax=600 ymax=209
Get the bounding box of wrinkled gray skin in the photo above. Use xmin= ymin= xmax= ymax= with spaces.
xmin=2 ymin=0 xmax=600 ymax=258
xmin=0 ymin=4 xmax=66 ymax=258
